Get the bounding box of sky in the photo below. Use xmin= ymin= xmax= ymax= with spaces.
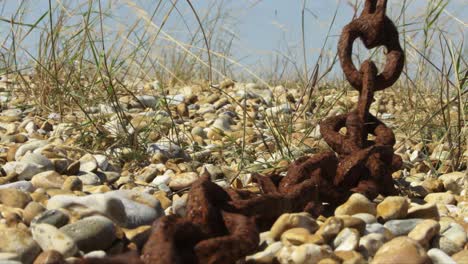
xmin=0 ymin=0 xmax=466 ymax=78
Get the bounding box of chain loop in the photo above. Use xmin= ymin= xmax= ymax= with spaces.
xmin=338 ymin=0 xmax=404 ymax=91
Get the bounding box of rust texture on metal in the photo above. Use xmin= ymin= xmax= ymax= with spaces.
xmin=83 ymin=0 xmax=404 ymax=263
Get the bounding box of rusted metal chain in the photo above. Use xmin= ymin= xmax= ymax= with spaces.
xmin=81 ymin=1 xmax=405 ymax=263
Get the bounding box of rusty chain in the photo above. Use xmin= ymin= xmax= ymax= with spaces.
xmin=80 ymin=1 xmax=405 ymax=263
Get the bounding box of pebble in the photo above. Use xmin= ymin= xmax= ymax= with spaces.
xmin=14 ymin=140 xmax=48 ymax=161
xmin=408 ymin=219 xmax=440 ymax=249
xmin=78 ymin=171 xmax=102 ymax=185
xmin=407 ymin=203 xmax=440 ymax=220
xmin=47 ymin=190 xmax=164 ymax=228
xmin=359 ymin=233 xmax=386 ymax=258
xmin=451 ymin=250 xmax=468 ymax=263
xmin=270 ymin=212 xmax=319 ymax=240
xmin=245 ymin=241 xmax=282 ymax=263
xmin=0 ymin=188 xmax=32 ymax=208
xmin=424 ymin=192 xmax=456 ymax=205
xmin=335 ymin=193 xmax=376 ymax=216
xmin=281 ymin=227 xmax=312 ymax=245
xmin=31 ymin=209 xmax=70 ymax=228
xmin=79 ymin=153 xmax=98 ymax=172
xmin=352 ymin=213 xmax=377 ymax=224
xmin=333 ymin=228 xmax=360 ymax=251
xmin=427 ymin=248 xmax=456 ymax=264
xmin=31 ymin=171 xmax=66 ymax=189
xmin=168 ymin=172 xmax=199 ymax=190
xmin=32 ymin=250 xmax=66 ymax=264
xmin=432 ymin=221 xmax=466 ymax=255
xmin=372 ymin=237 xmax=430 ymax=264
xmin=334 ymin=250 xmax=365 ymax=264
xmin=376 ymin=196 xmax=408 ymax=221
xmin=62 ymin=176 xmax=82 ymax=191
xmin=438 ymin=172 xmax=464 ymax=195
xmin=364 ymin=223 xmax=393 ymax=240
xmin=22 ymin=202 xmax=46 ymax=224
xmin=316 ymin=217 xmax=344 ymax=242
xmin=31 ymin=223 xmax=78 ymax=257
xmin=0 ymin=180 xmax=34 ymax=192
xmin=0 ymin=227 xmax=41 ymax=264
xmin=384 ymin=218 xmax=423 ymax=236
xmin=290 ymin=244 xmax=332 ymax=264
xmin=137 ymin=164 xmax=164 ymax=183
xmin=2 ymin=161 xmax=45 ymax=180
xmin=337 ymin=216 xmax=366 ymax=234
xmin=20 ymin=153 xmax=54 ymax=170
xmin=60 ymin=215 xmax=116 ymax=253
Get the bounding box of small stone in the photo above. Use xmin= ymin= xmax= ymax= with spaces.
xmin=439 ymin=172 xmax=464 ymax=195
xmin=20 ymin=153 xmax=53 ymax=170
xmin=14 ymin=140 xmax=48 ymax=161
xmin=290 ymin=244 xmax=332 ymax=264
xmin=432 ymin=221 xmax=467 ymax=255
xmin=452 ymin=250 xmax=468 ymax=263
xmin=79 ymin=154 xmax=98 ymax=172
xmin=52 ymin=159 xmax=70 ymax=174
xmin=281 ymin=227 xmax=312 ymax=245
xmin=31 ymin=223 xmax=78 ymax=257
xmin=153 ymin=191 xmax=171 ymax=209
xmin=421 ymin=178 xmax=445 ymax=193
xmin=316 ymin=217 xmax=344 ymax=242
xmin=270 ymin=212 xmax=319 ymax=240
xmin=122 ymin=225 xmax=152 ymax=249
xmin=424 ymin=192 xmax=456 ymax=205
xmin=0 ymin=252 xmax=21 ymax=262
xmin=359 ymin=233 xmax=386 ymax=258
xmin=408 ymin=219 xmax=440 ymax=249
xmin=384 ymin=219 xmax=423 ymax=236
xmin=83 ymin=250 xmax=106 ymax=258
xmin=23 ymin=202 xmax=46 ymax=225
xmin=31 ymin=210 xmax=70 ymax=228
xmin=168 ymin=172 xmax=198 ymax=190
xmin=137 ymin=164 xmax=164 ymax=183
xmin=31 ymin=171 xmax=66 ymax=189
xmin=376 ymin=196 xmax=409 ymax=221
xmin=335 ymin=193 xmax=376 ymax=216
xmin=62 ymin=176 xmax=82 ymax=191
xmin=333 ymin=228 xmax=360 ymax=251
xmin=364 ymin=223 xmax=393 ymax=240
xmin=66 ymin=161 xmax=80 ymax=175
xmin=172 ymin=193 xmax=188 ymax=216
xmin=335 ymin=250 xmax=365 ymax=264
xmin=94 ymin=155 xmax=109 ymax=171
xmin=0 ymin=227 xmax=41 ymax=263
xmin=78 ymin=172 xmax=102 ymax=185
xmin=60 ymin=216 xmax=116 ymax=253
xmin=336 ymin=216 xmax=366 ymax=235
xmin=47 ymin=190 xmax=164 ymax=228
xmin=0 ymin=188 xmax=32 ymax=208
xmin=245 ymin=241 xmax=282 ymax=264
xmin=0 ymin=180 xmax=34 ymax=192
xmin=427 ymin=248 xmax=456 ymax=264
xmin=407 ymin=203 xmax=440 ymax=220
xmin=352 ymin=213 xmax=377 ymax=224
xmin=2 ymin=162 xmax=45 ymax=180
xmin=372 ymin=237 xmax=430 ymax=264
xmin=33 ymin=250 xmax=66 ymax=264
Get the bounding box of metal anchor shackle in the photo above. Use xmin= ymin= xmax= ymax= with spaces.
xmin=338 ymin=0 xmax=405 ymax=91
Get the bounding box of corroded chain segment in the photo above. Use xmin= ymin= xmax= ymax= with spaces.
xmin=338 ymin=0 xmax=404 ymax=91
xmin=81 ymin=0 xmax=404 ymax=263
